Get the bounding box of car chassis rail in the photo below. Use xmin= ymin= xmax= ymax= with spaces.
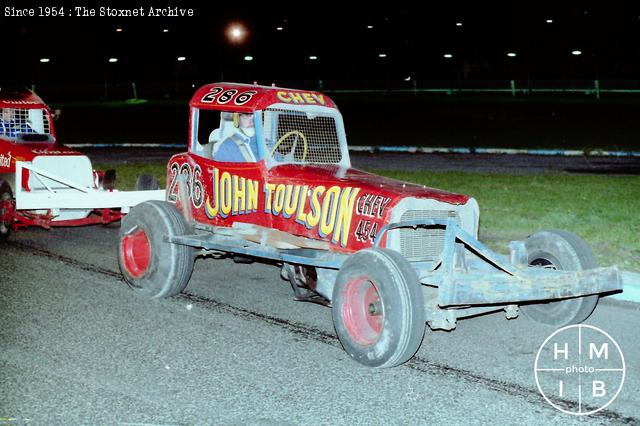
xmin=168 ymin=218 xmax=624 ymax=314
xmin=14 ymin=161 xmax=165 ymax=211
xmin=374 ymin=219 xmax=622 ymax=307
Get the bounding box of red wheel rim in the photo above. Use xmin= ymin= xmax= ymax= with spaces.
xmin=342 ymin=276 xmax=384 ymax=346
xmin=121 ymin=229 xmax=151 ymax=278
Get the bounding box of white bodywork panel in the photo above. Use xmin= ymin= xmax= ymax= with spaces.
xmin=15 ymin=161 xmax=165 ymax=217
xmin=30 ymin=155 xmax=94 ymax=190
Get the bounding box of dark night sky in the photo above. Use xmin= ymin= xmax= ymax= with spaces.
xmin=2 ymin=3 xmax=640 ymax=96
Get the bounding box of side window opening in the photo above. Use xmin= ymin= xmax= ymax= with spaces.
xmin=195 ymin=109 xmax=259 ymax=163
xmin=193 ymin=109 xmax=221 ymax=158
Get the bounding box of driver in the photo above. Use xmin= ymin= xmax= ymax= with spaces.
xmin=0 ymin=108 xmax=35 ymax=138
xmin=214 ymin=112 xmax=259 ymax=162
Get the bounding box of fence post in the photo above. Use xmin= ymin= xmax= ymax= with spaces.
xmin=413 ymin=79 xmax=418 ymax=96
xmin=594 ymin=80 xmax=600 ymax=100
xmin=510 ymin=80 xmax=516 ymax=97
xmin=131 ymin=82 xmax=138 ymax=100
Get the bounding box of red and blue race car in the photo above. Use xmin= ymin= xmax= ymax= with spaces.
xmin=114 ymin=82 xmax=625 ymax=367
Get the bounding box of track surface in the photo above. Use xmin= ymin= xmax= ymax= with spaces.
xmin=1 ymin=226 xmax=639 ymax=425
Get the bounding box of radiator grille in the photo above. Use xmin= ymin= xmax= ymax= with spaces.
xmin=399 ymin=210 xmax=460 ymax=261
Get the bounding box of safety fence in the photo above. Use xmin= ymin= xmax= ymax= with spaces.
xmin=26 ymin=79 xmax=640 ymax=102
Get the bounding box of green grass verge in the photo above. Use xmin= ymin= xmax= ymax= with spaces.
xmin=99 ymin=161 xmax=639 ymax=271
xmin=379 ymin=170 xmax=640 ymax=271
xmin=97 ymin=162 xmax=168 ymax=191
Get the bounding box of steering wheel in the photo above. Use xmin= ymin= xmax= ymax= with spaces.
xmin=270 ymin=130 xmax=308 ymax=162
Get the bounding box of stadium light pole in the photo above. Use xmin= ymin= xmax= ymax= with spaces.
xmin=104 ymin=58 xmax=119 ymax=100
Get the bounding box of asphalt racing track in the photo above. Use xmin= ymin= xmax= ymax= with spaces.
xmin=2 ymin=225 xmax=639 ymax=424
xmin=1 ymin=151 xmax=639 ymax=424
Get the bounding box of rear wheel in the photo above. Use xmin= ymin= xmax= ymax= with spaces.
xmin=118 ymin=201 xmax=194 ymax=298
xmin=521 ymin=229 xmax=599 ymax=326
xmin=332 ymin=248 xmax=425 ymax=368
xmin=0 ymin=181 xmax=15 ymax=243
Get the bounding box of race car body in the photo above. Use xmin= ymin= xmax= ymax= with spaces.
xmin=118 ymin=83 xmax=626 ymax=368
xmin=0 ymin=89 xmax=164 ymax=239
xmin=166 ymin=83 xmax=478 ymax=254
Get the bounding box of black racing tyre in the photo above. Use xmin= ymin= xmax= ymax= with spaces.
xmin=520 ymin=229 xmax=599 ymax=326
xmin=118 ymin=200 xmax=194 ymax=298
xmin=332 ymin=248 xmax=425 ymax=368
xmin=0 ymin=181 xmax=15 ymax=243
xmin=135 ymin=174 xmax=160 ymax=191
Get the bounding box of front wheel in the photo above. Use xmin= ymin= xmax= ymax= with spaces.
xmin=332 ymin=248 xmax=425 ymax=368
xmin=118 ymin=201 xmax=194 ymax=298
xmin=520 ymin=229 xmax=599 ymax=326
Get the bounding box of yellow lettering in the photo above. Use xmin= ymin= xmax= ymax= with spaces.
xmin=289 ymin=92 xmax=304 ymax=104
xmin=319 ymin=186 xmax=340 ymax=238
xmin=205 ymin=197 xmax=218 ymax=218
xmin=283 ymin=185 xmax=300 ymax=218
xmin=302 ymin=93 xmax=315 ymax=104
xmin=306 ymin=186 xmax=325 ymax=228
xmin=233 ymin=175 xmax=245 ymax=214
xmin=247 ymin=179 xmax=259 ymax=212
xmin=295 ymin=185 xmax=309 ymax=224
xmin=332 ymin=187 xmax=360 ymax=247
xmin=205 ymin=168 xmax=220 ymax=218
xmin=273 ymin=184 xmax=286 ymax=215
xmin=311 ymin=94 xmax=326 ymax=105
xmin=276 ymin=91 xmax=291 ymax=103
xmin=220 ymin=171 xmax=232 ymax=217
xmin=264 ymin=183 xmax=276 ymax=212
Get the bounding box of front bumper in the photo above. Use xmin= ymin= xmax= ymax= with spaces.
xmin=375 ymin=219 xmax=624 ymax=307
xmin=432 ymin=266 xmax=621 ymax=306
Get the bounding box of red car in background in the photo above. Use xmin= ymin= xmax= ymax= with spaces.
xmin=0 ymin=89 xmax=164 ymax=241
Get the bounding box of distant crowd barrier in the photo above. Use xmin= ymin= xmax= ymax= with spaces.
xmin=323 ymin=80 xmax=637 ymax=100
